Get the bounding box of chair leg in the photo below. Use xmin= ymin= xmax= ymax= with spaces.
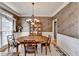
xmin=48 ymin=46 xmax=51 ymax=53
xmin=34 ymin=52 xmax=36 ymax=56
xmin=36 ymin=45 xmax=38 ymax=53
xmin=16 ymin=44 xmax=19 ymax=56
xmin=24 ymin=50 xmax=26 ymax=56
xmin=41 ymin=46 xmax=43 ymax=53
xmin=34 ymin=46 xmax=37 ymax=56
xmin=8 ymin=44 xmax=10 ymax=52
xmin=45 ymin=45 xmax=47 ymax=55
xmin=24 ymin=43 xmax=26 ymax=56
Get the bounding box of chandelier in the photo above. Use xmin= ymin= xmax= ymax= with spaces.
xmin=26 ymin=3 xmax=40 ymax=25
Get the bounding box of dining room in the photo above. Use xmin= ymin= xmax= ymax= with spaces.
xmin=0 ymin=2 xmax=73 ymax=56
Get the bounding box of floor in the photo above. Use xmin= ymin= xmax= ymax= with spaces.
xmin=0 ymin=44 xmax=67 ymax=56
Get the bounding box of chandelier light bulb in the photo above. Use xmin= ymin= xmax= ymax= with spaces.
xmin=31 ymin=22 xmax=35 ymax=25
xmin=26 ymin=19 xmax=32 ymax=22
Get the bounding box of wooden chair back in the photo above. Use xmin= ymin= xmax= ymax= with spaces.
xmin=24 ymin=40 xmax=37 ymax=56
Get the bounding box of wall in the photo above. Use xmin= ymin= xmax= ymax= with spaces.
xmin=13 ymin=16 xmax=21 ymax=32
xmin=20 ymin=17 xmax=52 ymax=32
xmin=21 ymin=18 xmax=30 ymax=32
xmin=14 ymin=17 xmax=54 ymax=39
xmin=57 ymin=34 xmax=79 ymax=56
xmin=54 ymin=2 xmax=79 ymax=39
xmin=53 ymin=2 xmax=79 ymax=55
xmin=0 ymin=8 xmax=20 ymax=49
xmin=36 ymin=17 xmax=52 ymax=32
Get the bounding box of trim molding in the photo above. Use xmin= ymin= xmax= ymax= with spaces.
xmin=1 ymin=2 xmax=70 ymax=17
xmin=52 ymin=2 xmax=70 ymax=17
xmin=0 ymin=2 xmax=19 ymax=16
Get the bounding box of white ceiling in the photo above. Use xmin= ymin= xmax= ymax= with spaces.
xmin=2 ymin=2 xmax=69 ymax=17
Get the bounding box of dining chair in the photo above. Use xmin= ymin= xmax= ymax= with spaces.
xmin=24 ymin=40 xmax=37 ymax=56
xmin=7 ymin=35 xmax=19 ymax=52
xmin=41 ymin=35 xmax=51 ymax=54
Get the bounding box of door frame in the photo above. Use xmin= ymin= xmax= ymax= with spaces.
xmin=53 ymin=19 xmax=58 ymax=44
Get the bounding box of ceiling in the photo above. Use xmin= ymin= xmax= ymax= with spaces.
xmin=1 ymin=2 xmax=69 ymax=17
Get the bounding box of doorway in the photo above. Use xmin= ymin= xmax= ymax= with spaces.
xmin=52 ymin=19 xmax=57 ymax=43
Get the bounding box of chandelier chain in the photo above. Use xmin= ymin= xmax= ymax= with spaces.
xmin=32 ymin=2 xmax=34 ymax=17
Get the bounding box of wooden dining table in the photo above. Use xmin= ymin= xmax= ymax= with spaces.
xmin=16 ymin=35 xmax=49 ymax=56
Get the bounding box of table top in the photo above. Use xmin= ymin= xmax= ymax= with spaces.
xmin=16 ymin=35 xmax=48 ymax=43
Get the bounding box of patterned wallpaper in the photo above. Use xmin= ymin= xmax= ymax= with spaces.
xmin=54 ymin=3 xmax=79 ymax=39
xmin=19 ymin=17 xmax=52 ymax=32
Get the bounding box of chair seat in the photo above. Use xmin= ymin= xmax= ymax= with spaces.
xmin=13 ymin=42 xmax=19 ymax=47
xmin=25 ymin=45 xmax=36 ymax=53
xmin=41 ymin=43 xmax=50 ymax=46
xmin=26 ymin=48 xmax=35 ymax=53
xmin=9 ymin=41 xmax=19 ymax=47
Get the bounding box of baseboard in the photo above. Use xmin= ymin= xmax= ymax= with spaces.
xmin=51 ymin=40 xmax=70 ymax=56
xmin=0 ymin=44 xmax=8 ymax=52
xmin=55 ymin=44 xmax=70 ymax=56
xmin=57 ymin=46 xmax=70 ymax=56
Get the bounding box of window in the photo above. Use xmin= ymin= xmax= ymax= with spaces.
xmin=2 ymin=16 xmax=13 ymax=46
xmin=0 ymin=9 xmax=15 ymax=48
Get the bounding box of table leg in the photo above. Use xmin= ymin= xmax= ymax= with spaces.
xmin=45 ymin=43 xmax=47 ymax=55
xmin=16 ymin=44 xmax=19 ymax=56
